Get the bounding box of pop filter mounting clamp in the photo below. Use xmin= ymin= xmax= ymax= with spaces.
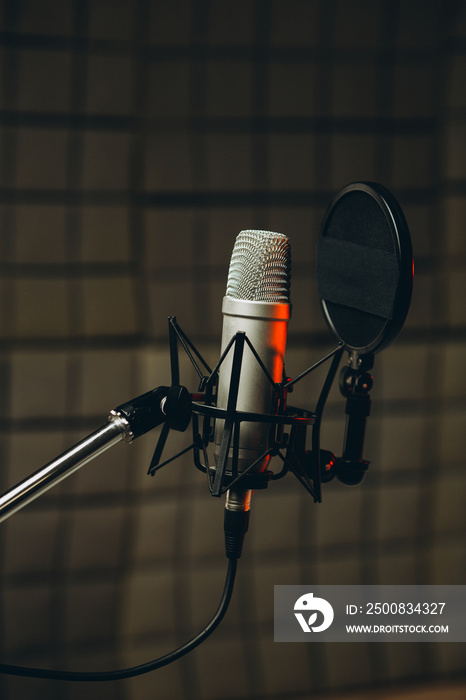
xmin=329 ymin=350 xmax=374 ymax=486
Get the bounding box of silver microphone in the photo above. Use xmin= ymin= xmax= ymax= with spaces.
xmin=215 ymin=230 xmax=292 ymax=557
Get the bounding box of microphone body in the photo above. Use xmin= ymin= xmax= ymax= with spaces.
xmin=214 ymin=296 xmax=290 ymax=473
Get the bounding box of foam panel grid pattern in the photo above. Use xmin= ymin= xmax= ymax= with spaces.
xmin=0 ymin=1 xmax=465 ymax=699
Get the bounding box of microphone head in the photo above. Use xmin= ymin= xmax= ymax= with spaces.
xmin=226 ymin=230 xmax=291 ymax=303
xmin=316 ymin=182 xmax=413 ymax=356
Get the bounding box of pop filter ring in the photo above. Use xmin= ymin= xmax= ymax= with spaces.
xmin=318 ymin=182 xmax=413 ymax=356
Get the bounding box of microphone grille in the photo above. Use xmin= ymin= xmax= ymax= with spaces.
xmin=226 ymin=230 xmax=291 ymax=302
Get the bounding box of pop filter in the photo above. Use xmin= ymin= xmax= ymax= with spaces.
xmin=316 ymin=182 xmax=413 ymax=356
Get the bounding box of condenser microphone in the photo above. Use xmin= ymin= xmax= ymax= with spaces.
xmin=213 ymin=230 xmax=291 ymax=557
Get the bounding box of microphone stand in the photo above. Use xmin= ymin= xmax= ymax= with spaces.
xmin=0 ymin=416 xmax=129 ymax=524
xmin=0 ymin=384 xmax=192 ymax=524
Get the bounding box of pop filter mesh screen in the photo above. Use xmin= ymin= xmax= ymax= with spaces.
xmin=317 ymin=190 xmax=400 ymax=351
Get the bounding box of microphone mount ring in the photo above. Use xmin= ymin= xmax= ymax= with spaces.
xmin=192 ymin=402 xmax=315 ymax=496
xmin=149 ymin=317 xmax=349 ymax=500
xmin=208 ymin=468 xmax=274 ymax=491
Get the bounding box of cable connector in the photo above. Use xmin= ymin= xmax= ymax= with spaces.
xmin=224 ymin=489 xmax=251 ymax=559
